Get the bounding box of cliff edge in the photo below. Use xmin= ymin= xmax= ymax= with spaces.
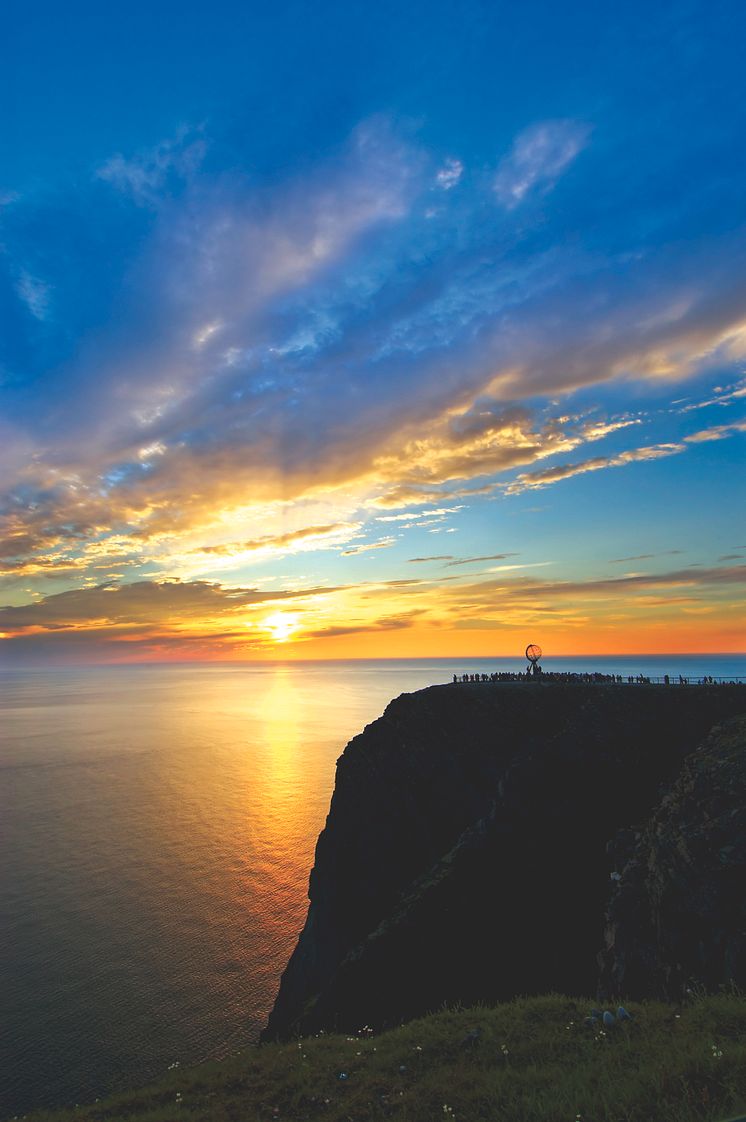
xmin=263 ymin=682 xmax=746 ymax=1040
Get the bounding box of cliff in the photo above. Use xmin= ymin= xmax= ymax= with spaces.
xmin=600 ymin=714 xmax=746 ymax=998
xmin=263 ymin=681 xmax=746 ymax=1040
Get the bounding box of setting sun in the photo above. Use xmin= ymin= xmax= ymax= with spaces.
xmin=261 ymin=612 xmax=299 ymax=643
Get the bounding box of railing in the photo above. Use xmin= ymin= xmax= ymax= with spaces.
xmin=624 ymin=675 xmax=746 ymax=684
xmin=451 ymin=674 xmax=746 ymax=685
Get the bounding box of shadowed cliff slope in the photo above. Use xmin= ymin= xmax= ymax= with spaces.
xmin=263 ymin=682 xmax=746 ymax=1040
xmin=600 ymin=714 xmax=746 ymax=999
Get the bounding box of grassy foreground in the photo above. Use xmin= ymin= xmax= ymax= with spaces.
xmin=24 ymin=994 xmax=746 ymax=1122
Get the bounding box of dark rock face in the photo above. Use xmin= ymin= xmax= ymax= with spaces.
xmin=599 ymin=715 xmax=746 ymax=1000
xmin=263 ymin=683 xmax=746 ymax=1040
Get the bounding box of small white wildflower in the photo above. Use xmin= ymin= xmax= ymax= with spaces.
xmin=711 ymin=1043 xmax=724 ymax=1058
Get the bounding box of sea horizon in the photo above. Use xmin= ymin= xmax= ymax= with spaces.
xmin=3 ymin=650 xmax=745 ymax=670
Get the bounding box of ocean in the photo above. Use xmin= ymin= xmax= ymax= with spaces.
xmin=1 ymin=654 xmax=744 ymax=1116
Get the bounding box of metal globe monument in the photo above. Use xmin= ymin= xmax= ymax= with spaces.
xmin=526 ymin=643 xmax=542 ymax=676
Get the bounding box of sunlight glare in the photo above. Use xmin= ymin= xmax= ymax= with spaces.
xmin=262 ymin=612 xmax=299 ymax=643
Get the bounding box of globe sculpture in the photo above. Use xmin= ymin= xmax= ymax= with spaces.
xmin=525 ymin=643 xmax=542 ymax=676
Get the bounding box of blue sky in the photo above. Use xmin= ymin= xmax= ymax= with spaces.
xmin=1 ymin=0 xmax=744 ymax=661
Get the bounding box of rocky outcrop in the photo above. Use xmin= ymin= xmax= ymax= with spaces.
xmin=599 ymin=715 xmax=746 ymax=999
xmin=263 ymin=682 xmax=746 ymax=1039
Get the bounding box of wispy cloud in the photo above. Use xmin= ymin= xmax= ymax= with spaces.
xmin=435 ymin=158 xmax=463 ymax=190
xmin=684 ymin=419 xmax=746 ymax=443
xmin=505 ymin=443 xmax=685 ymax=494
xmin=610 ymin=550 xmax=683 ymax=563
xmin=304 ymin=612 xmax=422 ymax=639
xmin=189 ymin=523 xmax=359 ymax=559
xmin=16 ymin=271 xmax=51 ymax=321
xmin=445 ymin=553 xmax=519 ymax=567
xmin=340 ymin=537 xmax=396 ymax=555
xmin=96 ymin=125 xmax=207 ymax=205
xmin=493 ymin=120 xmax=590 ymax=208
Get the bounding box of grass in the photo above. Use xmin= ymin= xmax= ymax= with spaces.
xmin=19 ymin=992 xmax=746 ymax=1122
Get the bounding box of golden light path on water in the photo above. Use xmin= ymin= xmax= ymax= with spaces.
xmin=0 ymin=659 xmax=456 ymax=1118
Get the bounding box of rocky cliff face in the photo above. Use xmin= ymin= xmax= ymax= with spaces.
xmin=599 ymin=715 xmax=746 ymax=999
xmin=263 ymin=683 xmax=746 ymax=1040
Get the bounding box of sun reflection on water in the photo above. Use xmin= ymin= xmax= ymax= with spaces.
xmin=1 ymin=660 xmax=452 ymax=1118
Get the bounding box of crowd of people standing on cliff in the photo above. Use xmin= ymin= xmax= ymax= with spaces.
xmin=451 ymin=671 xmax=727 ymax=685
xmin=451 ymin=670 xmax=633 ymax=684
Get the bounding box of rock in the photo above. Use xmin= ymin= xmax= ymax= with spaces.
xmin=599 ymin=716 xmax=746 ymax=1001
xmin=262 ymin=683 xmax=746 ymax=1040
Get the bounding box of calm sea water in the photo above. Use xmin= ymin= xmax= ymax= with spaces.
xmin=1 ymin=654 xmax=744 ymax=1117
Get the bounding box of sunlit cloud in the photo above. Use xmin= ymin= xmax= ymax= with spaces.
xmin=340 ymin=537 xmax=396 ymax=556
xmin=505 ymin=443 xmax=686 ymax=494
xmin=684 ymin=419 xmax=746 ymax=443
xmin=1 ymin=555 xmax=744 ymax=661
xmin=189 ymin=523 xmax=361 ymax=561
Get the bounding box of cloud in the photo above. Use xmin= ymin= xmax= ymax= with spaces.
xmin=190 ymin=522 xmax=359 ymax=558
xmin=505 ymin=443 xmax=686 ymax=494
xmin=96 ymin=126 xmax=207 ymax=205
xmin=674 ymin=377 xmax=746 ymax=412
xmin=435 ymin=158 xmax=463 ymax=190
xmin=0 ymin=578 xmax=340 ymax=633
xmin=16 ymin=271 xmax=51 ymax=321
xmin=445 ymin=553 xmax=519 ymax=567
xmin=493 ymin=120 xmax=590 ymax=208
xmin=340 ymin=537 xmax=396 ymax=555
xmin=684 ymin=419 xmax=746 ymax=442
xmin=486 ymin=561 xmax=552 ymax=572
xmin=375 ymin=507 xmax=463 ymax=522
xmin=610 ymin=550 xmax=683 ymax=563
xmin=367 ymin=400 xmax=655 ymax=510
xmin=303 ymin=612 xmax=422 ymax=639
xmin=466 ymin=564 xmax=746 ymax=600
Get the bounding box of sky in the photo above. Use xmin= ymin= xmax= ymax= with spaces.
xmin=1 ymin=0 xmax=745 ymax=663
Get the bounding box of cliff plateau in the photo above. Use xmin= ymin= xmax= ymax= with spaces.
xmin=263 ymin=682 xmax=746 ymax=1040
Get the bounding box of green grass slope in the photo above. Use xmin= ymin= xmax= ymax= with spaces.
xmin=22 ymin=993 xmax=746 ymax=1122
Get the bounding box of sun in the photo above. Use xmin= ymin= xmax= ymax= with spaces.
xmin=262 ymin=611 xmax=299 ymax=643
